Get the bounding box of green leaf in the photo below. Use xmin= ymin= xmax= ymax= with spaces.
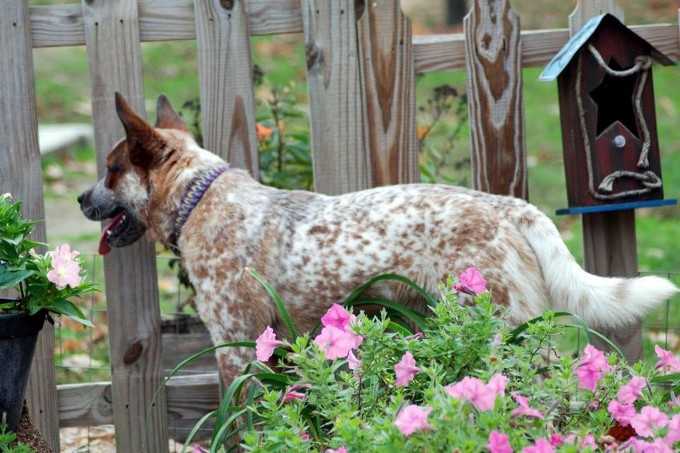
xmin=342 ymin=273 xmax=438 ymax=308
xmin=210 ymin=409 xmax=248 ymax=453
xmin=249 ymin=269 xmax=299 ymax=339
xmin=347 ymin=298 xmax=428 ymax=332
xmin=180 ymin=410 xmax=216 ymax=453
xmin=0 ymin=268 xmax=33 ymax=290
xmin=43 ymin=299 xmax=93 ymax=327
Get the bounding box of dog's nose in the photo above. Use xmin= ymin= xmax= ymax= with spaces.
xmin=77 ymin=193 xmax=85 ymax=206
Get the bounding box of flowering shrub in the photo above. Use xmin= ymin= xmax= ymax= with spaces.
xmin=0 ymin=194 xmax=95 ymax=325
xmin=175 ymin=270 xmax=680 ymax=453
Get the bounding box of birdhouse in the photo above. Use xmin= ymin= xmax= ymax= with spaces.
xmin=540 ymin=14 xmax=676 ymax=214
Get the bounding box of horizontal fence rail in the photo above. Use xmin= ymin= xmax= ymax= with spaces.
xmin=29 ymin=3 xmax=680 ymax=72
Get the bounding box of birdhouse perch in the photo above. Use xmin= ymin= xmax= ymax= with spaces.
xmin=540 ymin=14 xmax=676 ymax=215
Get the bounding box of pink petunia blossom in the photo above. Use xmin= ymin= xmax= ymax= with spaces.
xmin=654 ymin=346 xmax=680 ymax=373
xmin=47 ymin=244 xmax=82 ymax=290
xmin=581 ymin=434 xmax=596 ymax=449
xmin=314 ymin=325 xmax=363 ymax=360
xmin=191 ymin=445 xmax=208 ymax=453
xmin=510 ymin=393 xmax=544 ymax=419
xmin=321 ymin=304 xmax=356 ymax=331
xmin=453 ymin=266 xmax=487 ymax=295
xmin=488 ymin=373 xmax=508 ymax=397
xmin=300 ymin=431 xmax=310 ymax=441
xmin=521 ymin=438 xmax=554 ymax=453
xmin=281 ymin=384 xmax=310 ymax=403
xmin=548 ymin=434 xmax=563 ymax=447
xmin=608 ymin=399 xmax=636 ymax=426
xmin=488 ymin=431 xmax=513 ymax=453
xmin=394 ymin=352 xmax=420 ymax=387
xmin=255 ymin=326 xmax=282 ymax=362
xmin=394 ymin=404 xmax=432 ymax=437
xmin=347 ymin=350 xmax=361 ymax=371
xmin=446 ymin=377 xmax=495 ymax=412
xmin=617 ymin=376 xmax=647 ymax=405
xmin=575 ymin=345 xmax=611 ymax=392
xmin=631 ymin=406 xmax=669 ymax=438
xmin=624 ymin=438 xmax=673 ymax=453
xmin=664 ymin=414 xmax=680 ymax=446
xmin=325 ymin=448 xmax=348 ymax=453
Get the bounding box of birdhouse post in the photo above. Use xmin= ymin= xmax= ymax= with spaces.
xmin=540 ymin=11 xmax=676 ymax=361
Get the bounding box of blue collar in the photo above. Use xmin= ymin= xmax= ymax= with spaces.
xmin=168 ymin=164 xmax=229 ymax=254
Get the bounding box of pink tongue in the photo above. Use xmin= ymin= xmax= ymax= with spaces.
xmin=98 ymin=211 xmax=125 ymax=256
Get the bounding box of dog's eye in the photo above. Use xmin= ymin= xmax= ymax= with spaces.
xmin=107 ymin=164 xmax=122 ymax=173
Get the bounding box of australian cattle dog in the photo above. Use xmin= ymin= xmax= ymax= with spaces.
xmin=79 ymin=94 xmax=678 ymax=385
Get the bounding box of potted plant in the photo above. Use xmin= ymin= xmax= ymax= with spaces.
xmin=0 ymin=193 xmax=95 ymax=432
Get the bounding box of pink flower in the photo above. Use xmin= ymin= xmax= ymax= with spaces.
xmin=510 ymin=393 xmax=544 ymax=419
xmin=394 ymin=405 xmax=432 ymax=437
xmin=314 ymin=325 xmax=363 ymax=360
xmin=631 ymin=406 xmax=669 ymax=438
xmin=575 ymin=345 xmax=611 ymax=392
xmin=522 ymin=438 xmax=554 ymax=453
xmin=347 ymin=350 xmax=361 ymax=371
xmin=488 ymin=373 xmax=508 ymax=396
xmin=625 ymin=438 xmax=673 ymax=453
xmin=325 ymin=448 xmax=348 ymax=453
xmin=300 ymin=431 xmax=310 ymax=441
xmin=654 ymin=346 xmax=680 ymax=373
xmin=394 ymin=352 xmax=420 ymax=387
xmin=255 ymin=326 xmax=282 ymax=362
xmin=446 ymin=377 xmax=495 ymax=411
xmin=488 ymin=431 xmax=513 ymax=453
xmin=46 ymin=244 xmax=82 ymax=289
xmin=617 ymin=376 xmax=647 ymax=405
xmin=664 ymin=414 xmax=680 ymax=446
xmin=282 ymin=384 xmax=310 ymax=403
xmin=549 ymin=434 xmax=563 ymax=447
xmin=608 ymin=399 xmax=636 ymax=426
xmin=321 ymin=304 xmax=355 ymax=331
xmin=191 ymin=445 xmax=208 ymax=453
xmin=453 ymin=266 xmax=487 ymax=295
xmin=581 ymin=434 xmax=596 ymax=449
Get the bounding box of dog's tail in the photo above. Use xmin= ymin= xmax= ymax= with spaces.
xmin=514 ymin=206 xmax=678 ymax=329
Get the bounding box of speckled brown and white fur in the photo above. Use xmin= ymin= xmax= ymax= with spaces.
xmin=82 ymin=95 xmax=678 ymax=387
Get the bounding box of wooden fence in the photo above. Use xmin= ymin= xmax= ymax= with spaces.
xmin=1 ymin=0 xmax=679 ymax=451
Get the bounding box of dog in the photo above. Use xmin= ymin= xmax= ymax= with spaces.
xmin=79 ymin=93 xmax=678 ymax=385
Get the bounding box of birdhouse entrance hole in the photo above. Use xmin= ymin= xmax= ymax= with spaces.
xmin=590 ymin=59 xmax=640 ymax=138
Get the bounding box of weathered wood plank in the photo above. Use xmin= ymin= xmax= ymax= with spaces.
xmin=194 ymin=0 xmax=259 ymax=177
xmin=0 ymin=2 xmax=59 ymax=450
xmin=569 ymin=0 xmax=623 ymax=32
xmin=302 ymin=0 xmax=369 ymax=194
xmin=30 ymin=0 xmax=303 ymax=48
xmin=412 ymin=23 xmax=679 ymax=73
xmin=357 ymin=0 xmax=419 ymax=186
xmin=569 ymin=0 xmax=641 ymax=362
xmin=464 ymin=0 xmax=527 ymax=199
xmin=58 ymin=373 xmax=220 ymax=441
xmin=80 ymin=0 xmax=168 ymax=451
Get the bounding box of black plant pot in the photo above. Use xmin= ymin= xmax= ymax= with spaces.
xmin=0 ymin=302 xmax=45 ymax=432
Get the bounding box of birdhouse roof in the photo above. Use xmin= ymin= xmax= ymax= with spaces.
xmin=539 ymin=13 xmax=675 ymax=81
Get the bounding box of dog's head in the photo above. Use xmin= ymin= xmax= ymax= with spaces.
xmin=78 ymin=93 xmax=216 ymax=255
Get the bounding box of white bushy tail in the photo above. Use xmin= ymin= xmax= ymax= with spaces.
xmin=515 ymin=206 xmax=678 ymax=329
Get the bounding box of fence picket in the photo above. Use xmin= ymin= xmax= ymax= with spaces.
xmin=357 ymin=0 xmax=419 ymax=186
xmin=0 ymin=1 xmax=59 ymax=450
xmin=80 ymin=0 xmax=168 ymax=451
xmin=302 ymin=0 xmax=370 ymax=194
xmin=194 ymin=0 xmax=259 ymax=177
xmin=464 ymin=0 xmax=527 ymax=199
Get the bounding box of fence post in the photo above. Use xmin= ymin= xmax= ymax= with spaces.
xmin=464 ymin=0 xmax=527 ymax=199
xmin=194 ymin=0 xmax=260 ymax=178
xmin=357 ymin=0 xmax=419 ymax=186
xmin=80 ymin=1 xmax=169 ymax=451
xmin=0 ymin=1 xmax=60 ymax=450
xmin=302 ymin=0 xmax=370 ymax=194
xmin=568 ymin=0 xmax=642 ymax=362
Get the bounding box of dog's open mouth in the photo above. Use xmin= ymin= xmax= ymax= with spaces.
xmin=98 ymin=209 xmax=130 ymax=256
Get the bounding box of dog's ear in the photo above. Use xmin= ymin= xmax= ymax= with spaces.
xmin=155 ymin=95 xmax=188 ymax=131
xmin=115 ymin=92 xmax=165 ymax=169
